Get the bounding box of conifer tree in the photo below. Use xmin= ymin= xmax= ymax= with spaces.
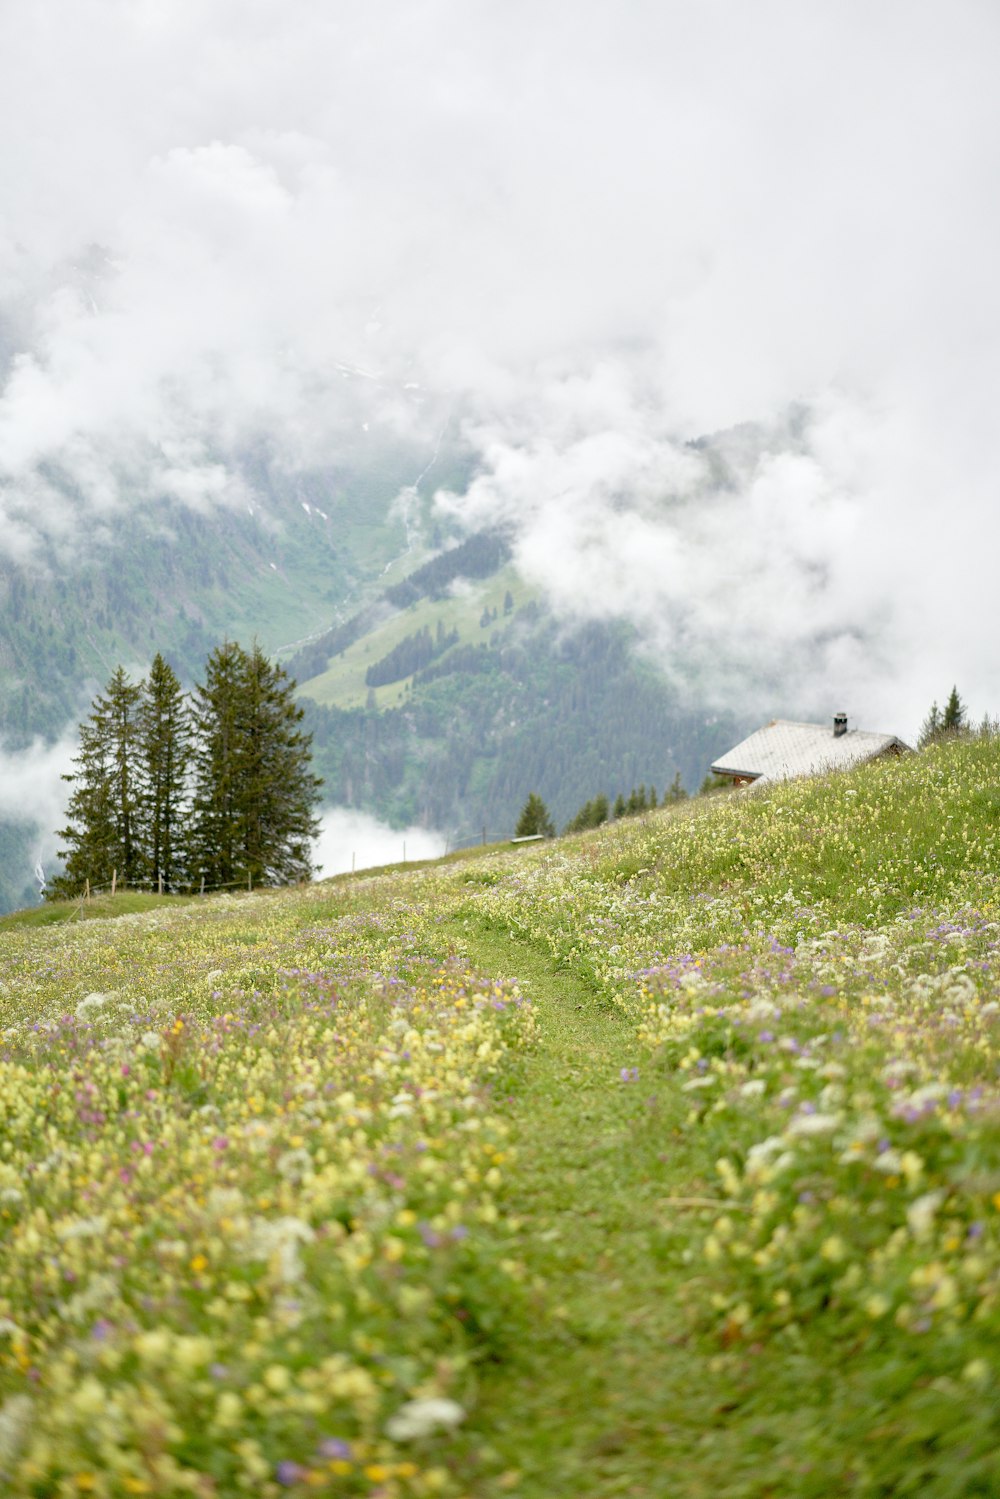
xmin=188 ymin=641 xmax=322 ymax=890
xmin=564 ymin=793 xmax=609 ymax=834
xmin=138 ymin=654 xmax=190 ymax=893
xmin=515 ymin=793 xmax=555 ymax=838
xmin=50 ymin=667 xmax=143 ymax=895
xmin=919 ymin=687 xmax=968 ymax=748
xmin=187 ymin=641 xmax=250 ymax=891
xmin=942 ymin=685 xmax=967 ymax=734
xmin=239 ymin=644 xmax=323 ymax=884
xmin=918 ymin=701 xmax=941 ymax=748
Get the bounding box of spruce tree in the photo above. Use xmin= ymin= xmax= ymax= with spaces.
xmin=918 ymin=701 xmax=941 ymax=748
xmin=942 ymin=685 xmax=967 ymax=735
xmin=50 ymin=667 xmax=143 ymax=896
xmin=50 ymin=721 xmax=118 ymax=897
xmin=563 ymin=794 xmax=609 ymax=834
xmin=240 ymin=644 xmax=323 ymax=884
xmin=515 ymin=793 xmax=555 ymax=838
xmin=188 ymin=641 xmax=250 ymax=891
xmin=188 ymin=641 xmax=322 ymax=890
xmin=919 ymin=688 xmax=968 ymax=748
xmin=138 ymin=654 xmax=190 ymax=893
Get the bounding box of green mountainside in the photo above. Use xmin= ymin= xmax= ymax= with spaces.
xmin=0 ymin=446 xmax=447 ymax=745
xmin=2 ymin=738 xmax=1000 ymax=1493
xmin=0 ymin=470 xmax=747 ymax=910
xmin=302 ymin=612 xmax=737 ymax=840
xmin=0 ymin=446 xmax=439 ymax=911
xmin=285 ymin=525 xmax=742 ymax=841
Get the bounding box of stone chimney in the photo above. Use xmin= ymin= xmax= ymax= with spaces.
xmin=833 ymin=712 xmax=848 ymax=738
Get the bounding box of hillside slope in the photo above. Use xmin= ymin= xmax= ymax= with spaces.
xmin=2 ymin=737 xmax=1000 ymax=1494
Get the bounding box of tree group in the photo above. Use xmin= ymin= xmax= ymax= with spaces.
xmin=51 ymin=643 xmax=322 ymax=898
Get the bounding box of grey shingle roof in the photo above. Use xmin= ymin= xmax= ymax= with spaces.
xmin=711 ymin=720 xmax=909 ymax=784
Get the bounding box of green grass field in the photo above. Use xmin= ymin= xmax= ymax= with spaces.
xmin=300 ymin=567 xmax=536 ymax=710
xmin=3 ymin=737 xmax=1000 ymax=1495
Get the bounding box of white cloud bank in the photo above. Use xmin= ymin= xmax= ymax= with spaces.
xmin=2 ymin=1 xmax=1000 ymax=733
xmin=313 ymin=808 xmax=446 ymax=879
xmin=0 ymin=736 xmax=78 ymax=884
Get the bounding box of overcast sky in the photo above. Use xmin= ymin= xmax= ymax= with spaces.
xmin=2 ymin=0 xmax=1000 ymax=734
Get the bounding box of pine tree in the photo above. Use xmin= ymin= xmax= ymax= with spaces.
xmin=564 ymin=793 xmax=609 ymax=834
xmin=515 ymin=793 xmax=555 ymax=838
xmin=240 ymin=644 xmax=323 ymax=884
xmin=942 ymin=685 xmax=967 ymax=734
xmin=188 ymin=642 xmax=322 ymax=890
xmin=919 ymin=687 xmax=968 ymax=749
xmin=188 ymin=641 xmax=248 ymax=891
xmin=918 ymin=701 xmax=941 ymax=749
xmin=138 ymin=654 xmax=190 ymax=893
xmin=50 ymin=667 xmax=143 ymax=896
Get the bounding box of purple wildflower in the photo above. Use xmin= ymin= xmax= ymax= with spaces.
xmin=318 ymin=1438 xmax=352 ymax=1460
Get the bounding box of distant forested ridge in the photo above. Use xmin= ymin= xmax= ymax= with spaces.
xmin=364 ymin=622 xmax=460 ymax=688
xmin=285 ymin=529 xmax=510 ymax=684
xmin=302 ymin=615 xmax=743 ymax=840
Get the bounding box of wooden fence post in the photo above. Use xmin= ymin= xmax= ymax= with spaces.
xmin=111 ymin=868 xmax=117 ymax=898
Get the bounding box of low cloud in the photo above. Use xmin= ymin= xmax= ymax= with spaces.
xmin=0 ymin=735 xmax=77 ymax=883
xmin=313 ymin=808 xmax=446 ymax=879
xmin=1 ymin=2 xmax=999 ymax=729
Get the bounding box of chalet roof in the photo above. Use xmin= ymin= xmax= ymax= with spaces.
xmin=711 ymin=719 xmax=909 ymax=784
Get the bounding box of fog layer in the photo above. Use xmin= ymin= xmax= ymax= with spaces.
xmin=2 ymin=2 xmax=999 ymax=732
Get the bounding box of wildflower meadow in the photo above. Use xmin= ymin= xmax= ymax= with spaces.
xmin=3 ymin=736 xmax=1000 ymax=1494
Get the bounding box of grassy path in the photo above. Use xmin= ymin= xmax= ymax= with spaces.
xmin=445 ymin=920 xmax=735 ymax=1499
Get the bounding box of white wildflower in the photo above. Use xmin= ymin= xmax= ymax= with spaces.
xmin=0 ymin=1394 xmax=33 ymax=1468
xmin=385 ymin=1397 xmax=465 ymax=1442
xmin=55 ymin=1215 xmax=107 ymax=1241
xmin=907 ymin=1190 xmax=945 ymax=1241
xmin=739 ymin=1080 xmax=767 ymax=1098
xmin=276 ymin=1148 xmax=313 ymax=1184
xmin=785 ymin=1111 xmax=842 ymax=1139
xmin=245 ymin=1216 xmax=314 ymax=1284
xmin=75 ymin=992 xmax=114 ymax=1019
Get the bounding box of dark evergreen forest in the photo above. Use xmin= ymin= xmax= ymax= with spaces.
xmin=303 ymin=616 xmax=742 ymax=842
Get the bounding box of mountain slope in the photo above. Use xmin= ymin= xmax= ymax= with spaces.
xmin=2 ymin=737 xmax=1000 ymax=1493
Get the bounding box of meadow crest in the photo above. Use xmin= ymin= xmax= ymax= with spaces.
xmin=0 ymin=891 xmax=536 ymax=1496
xmin=3 ymin=737 xmax=1000 ymax=1493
